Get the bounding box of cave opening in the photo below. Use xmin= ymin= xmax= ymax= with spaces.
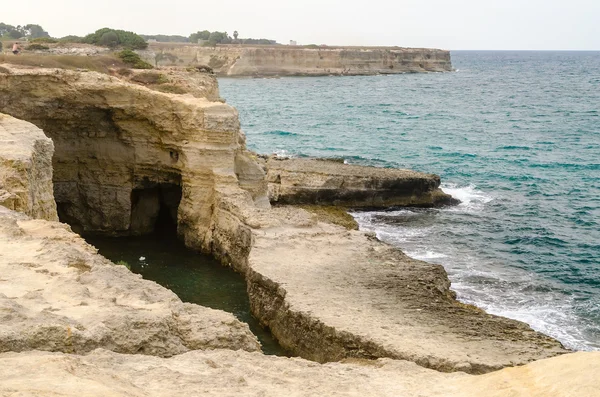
xmin=130 ymin=183 xmax=182 ymax=237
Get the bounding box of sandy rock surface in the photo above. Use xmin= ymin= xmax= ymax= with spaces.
xmin=0 ymin=114 xmax=57 ymax=221
xmin=247 ymin=209 xmax=568 ymax=373
xmin=0 ymin=207 xmax=260 ymax=356
xmin=0 ymin=349 xmax=598 ymax=397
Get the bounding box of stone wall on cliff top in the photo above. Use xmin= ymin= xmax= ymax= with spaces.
xmin=141 ymin=43 xmax=452 ymax=76
xmin=0 ymin=65 xmax=268 ymax=252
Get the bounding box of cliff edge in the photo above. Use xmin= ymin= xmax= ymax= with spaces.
xmin=142 ymin=43 xmax=452 ymax=76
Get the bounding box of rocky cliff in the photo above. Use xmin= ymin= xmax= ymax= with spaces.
xmin=266 ymin=157 xmax=457 ymax=207
xmin=142 ymin=43 xmax=452 ymax=76
xmin=0 ymin=114 xmax=57 ymax=221
xmin=0 ymin=65 xmax=586 ymax=392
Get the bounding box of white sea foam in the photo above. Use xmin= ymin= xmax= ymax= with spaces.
xmin=272 ymin=149 xmax=293 ymax=159
xmin=404 ymin=250 xmax=448 ymax=260
xmin=351 ymin=205 xmax=597 ymax=352
xmin=441 ymin=183 xmax=493 ymax=212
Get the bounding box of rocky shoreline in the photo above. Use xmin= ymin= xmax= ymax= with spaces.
xmin=0 ymin=63 xmax=598 ymax=395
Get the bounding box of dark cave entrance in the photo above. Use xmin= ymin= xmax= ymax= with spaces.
xmin=130 ymin=183 xmax=182 ymax=236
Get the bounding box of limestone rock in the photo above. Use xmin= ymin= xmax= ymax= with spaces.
xmin=0 ymin=206 xmax=261 ymax=356
xmin=0 ymin=65 xmax=267 ymax=253
xmin=0 ymin=113 xmax=57 ymax=221
xmin=143 ymin=43 xmax=453 ymax=76
xmin=0 ymin=349 xmax=597 ymax=397
xmin=266 ymin=157 xmax=457 ymax=207
xmin=245 ymin=207 xmax=568 ymax=373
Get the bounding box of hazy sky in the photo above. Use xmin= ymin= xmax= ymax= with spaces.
xmin=3 ymin=0 xmax=599 ymax=50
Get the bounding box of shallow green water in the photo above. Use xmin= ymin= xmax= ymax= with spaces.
xmin=85 ymin=234 xmax=287 ymax=356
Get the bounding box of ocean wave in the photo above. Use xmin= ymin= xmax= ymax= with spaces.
xmin=264 ymin=130 xmax=299 ymax=137
xmin=441 ymin=184 xmax=493 ymax=211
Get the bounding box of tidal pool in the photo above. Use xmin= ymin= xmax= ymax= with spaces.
xmin=85 ymin=233 xmax=287 ymax=356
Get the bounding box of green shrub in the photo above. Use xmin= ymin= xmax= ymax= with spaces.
xmin=117 ymin=49 xmax=153 ymax=69
xmin=30 ymin=37 xmax=58 ymax=44
xmin=84 ymin=28 xmax=148 ymax=50
xmin=131 ymin=71 xmax=167 ymax=85
xmin=26 ymin=43 xmax=49 ymax=51
xmin=59 ymin=35 xmax=84 ymax=43
xmin=153 ymin=84 xmax=188 ymax=94
xmin=116 ymin=260 xmax=131 ymax=270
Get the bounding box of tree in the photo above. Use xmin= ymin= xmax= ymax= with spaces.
xmin=189 ymin=30 xmax=210 ymax=43
xmin=233 ymin=30 xmax=238 ymax=40
xmin=83 ymin=28 xmax=148 ymax=49
xmin=99 ymin=31 xmax=119 ymax=48
xmin=23 ymin=24 xmax=50 ymax=39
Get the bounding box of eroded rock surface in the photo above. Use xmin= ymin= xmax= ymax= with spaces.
xmin=245 ymin=209 xmax=568 ymax=373
xmin=0 ymin=207 xmax=261 ymax=356
xmin=0 ymin=68 xmax=574 ymax=380
xmin=0 ymin=114 xmax=57 ymax=221
xmin=0 ymin=65 xmax=268 ymax=253
xmin=266 ymin=157 xmax=457 ymax=207
xmin=0 ymin=349 xmax=597 ymax=397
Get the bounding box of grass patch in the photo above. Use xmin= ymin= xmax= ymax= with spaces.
xmin=26 ymin=43 xmax=50 ymax=51
xmin=117 ymin=49 xmax=153 ymax=69
xmin=152 ymin=83 xmax=188 ymax=94
xmin=130 ymin=71 xmax=167 ymax=85
xmin=30 ymin=37 xmax=58 ymax=44
xmin=116 ymin=260 xmax=131 ymax=270
xmin=0 ymin=54 xmax=126 ymax=74
xmin=298 ymin=205 xmax=358 ymax=230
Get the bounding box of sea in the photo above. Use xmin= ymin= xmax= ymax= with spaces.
xmin=219 ymin=51 xmax=600 ymax=352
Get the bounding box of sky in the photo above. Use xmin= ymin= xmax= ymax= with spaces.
xmin=3 ymin=0 xmax=599 ymax=50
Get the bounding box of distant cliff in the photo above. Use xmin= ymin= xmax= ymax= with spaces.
xmin=142 ymin=43 xmax=452 ymax=76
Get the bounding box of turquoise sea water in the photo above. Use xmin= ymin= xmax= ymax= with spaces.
xmin=219 ymin=51 xmax=600 ymax=351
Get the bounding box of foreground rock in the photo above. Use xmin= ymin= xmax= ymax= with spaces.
xmin=0 ymin=349 xmax=598 ymax=396
xmin=0 ymin=114 xmax=57 ymax=221
xmin=0 ymin=207 xmax=260 ymax=356
xmin=244 ymin=208 xmax=567 ymax=373
xmin=143 ymin=43 xmax=453 ymax=76
xmin=266 ymin=157 xmax=457 ymax=207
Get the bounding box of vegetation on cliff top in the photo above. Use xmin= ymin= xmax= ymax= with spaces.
xmin=83 ymin=28 xmax=148 ymax=50
xmin=117 ymin=49 xmax=153 ymax=69
xmin=189 ymin=30 xmax=277 ymax=46
xmin=0 ymin=23 xmax=50 ymax=39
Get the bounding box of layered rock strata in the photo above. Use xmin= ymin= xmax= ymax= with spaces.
xmin=243 ymin=208 xmax=567 ymax=373
xmin=0 ymin=207 xmax=260 ymax=356
xmin=0 ymin=67 xmax=570 ymax=376
xmin=266 ymin=157 xmax=457 ymax=207
xmin=0 ymin=349 xmax=598 ymax=397
xmin=0 ymin=65 xmax=268 ymax=252
xmin=143 ymin=43 xmax=453 ymax=76
xmin=0 ymin=117 xmax=260 ymax=355
xmin=0 ymin=114 xmax=57 ymax=221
